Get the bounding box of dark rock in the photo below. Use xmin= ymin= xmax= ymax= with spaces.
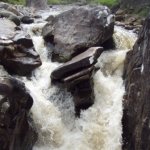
xmin=115 ymin=15 xmax=125 ymax=21
xmin=0 ymin=18 xmax=41 ymax=76
xmin=71 ymin=74 xmax=94 ymax=116
xmin=13 ymin=31 xmax=34 ymax=48
xmin=0 ymin=10 xmax=20 ymax=26
xmin=51 ymin=47 xmax=103 ymax=115
xmin=51 ymin=47 xmax=103 ymax=81
xmin=120 ymin=0 xmax=150 ymax=8
xmin=42 ymin=6 xmax=114 ymax=62
xmin=21 ymin=16 xmax=34 ymax=24
xmin=0 ymin=45 xmax=41 ymax=76
xmin=0 ymin=77 xmax=37 ymax=150
xmin=123 ymin=14 xmax=150 ymax=150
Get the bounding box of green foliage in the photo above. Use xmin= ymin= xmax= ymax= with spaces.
xmin=96 ymin=0 xmax=119 ymax=7
xmin=0 ymin=0 xmax=25 ymax=5
xmin=0 ymin=0 xmax=120 ymax=7
xmin=134 ymin=7 xmax=150 ymax=17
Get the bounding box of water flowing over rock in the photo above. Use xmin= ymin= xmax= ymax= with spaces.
xmin=123 ymin=14 xmax=150 ymax=150
xmin=0 ymin=77 xmax=37 ymax=150
xmin=42 ymin=6 xmax=114 ymax=62
xmin=51 ymin=47 xmax=103 ymax=115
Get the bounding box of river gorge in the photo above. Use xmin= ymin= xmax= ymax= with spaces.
xmin=0 ymin=2 xmax=149 ymax=150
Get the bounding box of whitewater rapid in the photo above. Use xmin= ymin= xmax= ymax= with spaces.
xmin=16 ymin=21 xmax=136 ymax=150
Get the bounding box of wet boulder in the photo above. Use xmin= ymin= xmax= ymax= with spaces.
xmin=51 ymin=47 xmax=103 ymax=80
xmin=51 ymin=47 xmax=103 ymax=115
xmin=7 ymin=6 xmax=22 ymax=16
xmin=42 ymin=6 xmax=114 ymax=62
xmin=0 ymin=10 xmax=20 ymax=26
xmin=0 ymin=44 xmax=41 ymax=76
xmin=123 ymin=14 xmax=150 ymax=150
xmin=0 ymin=18 xmax=16 ymax=41
xmin=21 ymin=16 xmax=34 ymax=24
xmin=0 ymin=18 xmax=41 ymax=76
xmin=0 ymin=77 xmax=37 ymax=150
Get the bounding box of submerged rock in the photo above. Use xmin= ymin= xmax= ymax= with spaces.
xmin=0 ymin=77 xmax=37 ymax=150
xmin=0 ymin=18 xmax=16 ymax=40
xmin=42 ymin=6 xmax=114 ymax=62
xmin=123 ymin=14 xmax=150 ymax=150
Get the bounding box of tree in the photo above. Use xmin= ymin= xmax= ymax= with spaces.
xmin=26 ymin=0 xmax=48 ymax=9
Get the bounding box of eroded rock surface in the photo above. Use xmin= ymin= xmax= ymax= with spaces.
xmin=0 ymin=77 xmax=37 ymax=150
xmin=51 ymin=47 xmax=103 ymax=115
xmin=0 ymin=18 xmax=41 ymax=76
xmin=123 ymin=14 xmax=150 ymax=150
xmin=42 ymin=6 xmax=114 ymax=62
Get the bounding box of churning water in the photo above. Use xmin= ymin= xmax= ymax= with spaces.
xmin=1 ymin=12 xmax=137 ymax=150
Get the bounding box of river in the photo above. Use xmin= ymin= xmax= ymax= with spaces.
xmin=1 ymin=9 xmax=137 ymax=150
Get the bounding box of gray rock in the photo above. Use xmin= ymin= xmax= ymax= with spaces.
xmin=7 ymin=6 xmax=22 ymax=16
xmin=42 ymin=6 xmax=114 ymax=62
xmin=0 ymin=2 xmax=9 ymax=9
xmin=51 ymin=47 xmax=103 ymax=80
xmin=0 ymin=18 xmax=41 ymax=76
xmin=62 ymin=66 xmax=94 ymax=83
xmin=0 ymin=10 xmax=20 ymax=26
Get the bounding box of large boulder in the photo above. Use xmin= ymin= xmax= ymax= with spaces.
xmin=0 ymin=18 xmax=41 ymax=76
xmin=51 ymin=47 xmax=103 ymax=115
xmin=122 ymin=14 xmax=150 ymax=150
xmin=51 ymin=47 xmax=103 ymax=81
xmin=42 ymin=6 xmax=114 ymax=62
xmin=0 ymin=77 xmax=37 ymax=150
xmin=0 ymin=10 xmax=20 ymax=26
xmin=0 ymin=18 xmax=16 ymax=41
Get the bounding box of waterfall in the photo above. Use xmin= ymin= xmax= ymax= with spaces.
xmin=1 ymin=15 xmax=137 ymax=149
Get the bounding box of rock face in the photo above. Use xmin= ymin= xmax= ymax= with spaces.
xmin=0 ymin=18 xmax=42 ymax=76
xmin=123 ymin=14 xmax=150 ymax=150
xmin=51 ymin=47 xmax=103 ymax=115
xmin=0 ymin=10 xmax=20 ymax=26
xmin=0 ymin=77 xmax=37 ymax=150
xmin=42 ymin=6 xmax=114 ymax=62
xmin=120 ymin=0 xmax=150 ymax=8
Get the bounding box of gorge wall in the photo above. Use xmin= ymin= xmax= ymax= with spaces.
xmin=123 ymin=13 xmax=150 ymax=150
xmin=120 ymin=0 xmax=150 ymax=8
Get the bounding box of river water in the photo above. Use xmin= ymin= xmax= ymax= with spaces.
xmin=1 ymin=10 xmax=137 ymax=150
